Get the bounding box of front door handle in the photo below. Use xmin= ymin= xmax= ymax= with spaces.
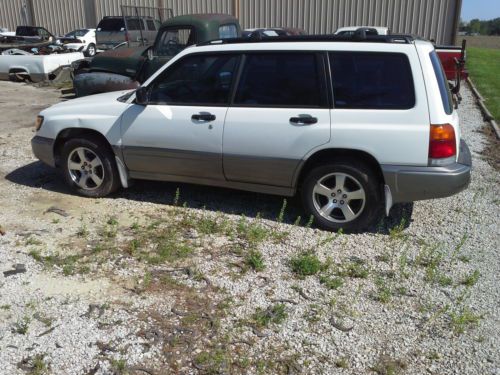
xmin=290 ymin=116 xmax=318 ymax=125
xmin=192 ymin=113 xmax=216 ymax=122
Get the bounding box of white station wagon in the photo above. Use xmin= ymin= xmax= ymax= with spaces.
xmin=32 ymin=33 xmax=471 ymax=231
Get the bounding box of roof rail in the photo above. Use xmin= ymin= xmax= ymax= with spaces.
xmin=198 ymin=32 xmax=414 ymax=47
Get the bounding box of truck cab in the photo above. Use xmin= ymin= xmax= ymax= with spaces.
xmin=73 ymin=14 xmax=241 ymax=97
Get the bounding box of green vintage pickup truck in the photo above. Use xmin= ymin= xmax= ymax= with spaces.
xmin=73 ymin=14 xmax=241 ymax=97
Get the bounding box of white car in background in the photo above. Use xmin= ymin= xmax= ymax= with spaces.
xmin=58 ymin=29 xmax=96 ymax=57
xmin=334 ymin=26 xmax=389 ymax=36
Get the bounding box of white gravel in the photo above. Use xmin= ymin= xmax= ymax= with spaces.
xmin=0 ymin=82 xmax=498 ymax=375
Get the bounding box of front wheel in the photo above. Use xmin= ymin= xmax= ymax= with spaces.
xmin=85 ymin=43 xmax=96 ymax=57
xmin=301 ymin=161 xmax=382 ymax=232
xmin=61 ymin=137 xmax=120 ymax=197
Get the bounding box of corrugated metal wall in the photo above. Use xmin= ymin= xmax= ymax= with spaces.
xmin=238 ymin=0 xmax=460 ymax=44
xmin=0 ymin=0 xmax=460 ymax=44
xmin=30 ymin=0 xmax=87 ymax=35
xmin=0 ymin=0 xmax=25 ymax=31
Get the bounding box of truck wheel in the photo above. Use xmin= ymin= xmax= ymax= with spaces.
xmin=301 ymin=160 xmax=382 ymax=232
xmin=85 ymin=43 xmax=96 ymax=57
xmin=61 ymin=137 xmax=120 ymax=198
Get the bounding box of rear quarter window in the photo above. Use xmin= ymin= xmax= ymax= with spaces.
xmin=429 ymin=50 xmax=453 ymax=115
xmin=329 ymin=52 xmax=415 ymax=109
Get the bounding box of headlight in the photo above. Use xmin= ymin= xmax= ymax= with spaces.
xmin=35 ymin=116 xmax=44 ymax=131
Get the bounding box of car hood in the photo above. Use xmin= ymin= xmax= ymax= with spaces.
xmin=40 ymin=90 xmax=134 ymax=120
xmin=37 ymin=90 xmax=135 ymax=142
xmin=89 ymin=46 xmax=149 ymax=78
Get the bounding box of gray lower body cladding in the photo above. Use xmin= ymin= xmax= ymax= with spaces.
xmin=382 ymin=140 xmax=472 ymax=203
xmin=31 ymin=136 xmax=56 ymax=167
xmin=32 ymin=135 xmax=472 ymax=203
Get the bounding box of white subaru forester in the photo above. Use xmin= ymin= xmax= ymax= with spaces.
xmin=31 ymin=33 xmax=471 ymax=232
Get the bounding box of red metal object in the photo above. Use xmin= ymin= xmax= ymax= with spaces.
xmin=435 ymin=40 xmax=468 ymax=81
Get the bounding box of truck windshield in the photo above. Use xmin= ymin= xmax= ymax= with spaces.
xmin=430 ymin=50 xmax=453 ymax=115
xmin=97 ymin=18 xmax=125 ymax=32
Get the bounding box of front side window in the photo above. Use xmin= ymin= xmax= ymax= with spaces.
xmin=156 ymin=28 xmax=194 ymax=57
xmin=148 ymin=54 xmax=239 ymax=105
xmin=429 ymin=50 xmax=453 ymax=115
xmin=234 ymin=53 xmax=323 ymax=107
xmin=329 ymin=52 xmax=415 ymax=109
xmin=219 ymin=24 xmax=238 ymax=39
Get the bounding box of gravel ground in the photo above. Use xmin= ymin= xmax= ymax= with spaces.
xmin=0 ymin=81 xmax=498 ymax=375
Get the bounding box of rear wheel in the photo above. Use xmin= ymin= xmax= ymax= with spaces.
xmin=61 ymin=137 xmax=120 ymax=197
xmin=301 ymin=160 xmax=382 ymax=232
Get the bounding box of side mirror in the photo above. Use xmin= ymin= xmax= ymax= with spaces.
xmin=135 ymin=86 xmax=149 ymax=105
xmin=147 ymin=47 xmax=154 ymax=60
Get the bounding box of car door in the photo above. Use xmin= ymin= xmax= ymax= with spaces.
xmin=121 ymin=53 xmax=240 ymax=180
xmin=223 ymin=52 xmax=331 ymax=187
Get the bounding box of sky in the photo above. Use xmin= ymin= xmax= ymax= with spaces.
xmin=461 ymin=0 xmax=500 ymax=21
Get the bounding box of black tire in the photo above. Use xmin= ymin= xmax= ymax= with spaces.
xmin=301 ymin=159 xmax=383 ymax=232
xmin=84 ymin=43 xmax=96 ymax=57
xmin=61 ymin=136 xmax=120 ymax=198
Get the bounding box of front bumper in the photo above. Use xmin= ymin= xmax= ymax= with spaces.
xmin=382 ymin=140 xmax=472 ymax=203
xmin=31 ymin=136 xmax=56 ymax=167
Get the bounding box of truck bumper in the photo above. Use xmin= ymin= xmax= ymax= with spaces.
xmin=382 ymin=140 xmax=472 ymax=203
xmin=31 ymin=136 xmax=56 ymax=167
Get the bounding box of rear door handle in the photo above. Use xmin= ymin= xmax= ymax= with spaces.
xmin=192 ymin=113 xmax=216 ymax=122
xmin=290 ymin=116 xmax=318 ymax=125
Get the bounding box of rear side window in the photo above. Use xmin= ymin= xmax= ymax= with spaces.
xmin=97 ymin=18 xmax=124 ymax=31
xmin=146 ymin=20 xmax=156 ymax=31
xmin=126 ymin=18 xmax=144 ymax=31
xmin=234 ymin=53 xmax=324 ymax=107
xmin=429 ymin=50 xmax=453 ymax=115
xmin=329 ymin=52 xmax=415 ymax=109
xmin=149 ymin=54 xmax=239 ymax=106
xmin=219 ymin=24 xmax=238 ymax=39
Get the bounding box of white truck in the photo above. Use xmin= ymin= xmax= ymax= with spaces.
xmin=0 ymin=51 xmax=83 ymax=82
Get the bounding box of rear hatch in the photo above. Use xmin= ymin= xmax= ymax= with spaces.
xmin=96 ymin=17 xmax=125 ymax=50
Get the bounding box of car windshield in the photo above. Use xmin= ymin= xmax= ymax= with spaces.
xmin=65 ymin=29 xmax=88 ymax=38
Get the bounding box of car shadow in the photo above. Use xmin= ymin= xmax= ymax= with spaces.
xmin=5 ymin=161 xmax=413 ymax=234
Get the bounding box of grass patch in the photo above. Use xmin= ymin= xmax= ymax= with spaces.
xmin=290 ymin=253 xmax=324 ymax=277
xmin=245 ymin=250 xmax=265 ymax=272
xmin=13 ymin=316 xmax=30 ymax=334
xmin=450 ymin=307 xmax=482 ymax=334
xmin=467 ymin=47 xmax=500 ymax=120
xmin=319 ymin=275 xmax=344 ymax=290
xmin=371 ymin=356 xmax=407 ymax=375
xmin=252 ymin=304 xmax=287 ymax=328
xmin=461 ymin=270 xmax=480 ymax=287
xmin=335 ymin=258 xmax=370 ymax=279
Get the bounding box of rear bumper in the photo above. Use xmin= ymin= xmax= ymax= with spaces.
xmin=382 ymin=140 xmax=472 ymax=203
xmin=31 ymin=136 xmax=55 ymax=167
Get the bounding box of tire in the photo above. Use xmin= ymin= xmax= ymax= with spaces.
xmin=301 ymin=160 xmax=383 ymax=232
xmin=61 ymin=136 xmax=120 ymax=198
xmin=84 ymin=43 xmax=96 ymax=57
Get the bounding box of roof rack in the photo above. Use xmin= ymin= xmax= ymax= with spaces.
xmin=198 ymin=30 xmax=415 ymax=47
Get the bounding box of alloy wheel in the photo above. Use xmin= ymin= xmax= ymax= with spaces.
xmin=312 ymin=172 xmax=366 ymax=223
xmin=67 ymin=147 xmax=104 ymax=190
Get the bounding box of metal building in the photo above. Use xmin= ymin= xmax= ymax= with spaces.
xmin=0 ymin=0 xmax=462 ymax=44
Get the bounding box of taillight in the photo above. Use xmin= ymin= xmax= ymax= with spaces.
xmin=429 ymin=124 xmax=456 ymax=159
